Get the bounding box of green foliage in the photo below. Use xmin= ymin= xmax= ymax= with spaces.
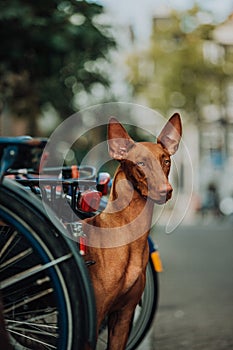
xmin=126 ymin=7 xmax=228 ymax=123
xmin=0 ymin=0 xmax=115 ymax=130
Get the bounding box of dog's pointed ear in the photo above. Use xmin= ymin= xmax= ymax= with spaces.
xmin=108 ymin=117 xmax=135 ymax=160
xmin=157 ymin=113 xmax=182 ymax=155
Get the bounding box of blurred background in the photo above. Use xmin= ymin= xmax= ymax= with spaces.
xmin=1 ymin=2 xmax=233 ymax=348
xmin=0 ymin=0 xmax=233 ymax=223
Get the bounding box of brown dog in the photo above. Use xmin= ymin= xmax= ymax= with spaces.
xmin=84 ymin=113 xmax=182 ymax=349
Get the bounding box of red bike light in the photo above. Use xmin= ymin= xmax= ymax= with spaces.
xmin=97 ymin=172 xmax=111 ymax=195
xmin=77 ymin=190 xmax=102 ymax=212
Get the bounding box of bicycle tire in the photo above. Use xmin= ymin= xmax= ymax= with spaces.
xmin=126 ymin=257 xmax=158 ymax=349
xmin=97 ymin=258 xmax=158 ymax=350
xmin=0 ymin=179 xmax=96 ymax=350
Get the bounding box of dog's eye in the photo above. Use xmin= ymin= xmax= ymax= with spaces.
xmin=137 ymin=161 xmax=145 ymax=167
xmin=164 ymin=159 xmax=171 ymax=166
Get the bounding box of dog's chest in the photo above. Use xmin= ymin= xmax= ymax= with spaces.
xmin=91 ymin=250 xmax=146 ymax=298
xmin=123 ymin=264 xmax=145 ymax=293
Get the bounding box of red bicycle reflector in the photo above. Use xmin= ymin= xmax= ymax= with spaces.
xmin=97 ymin=172 xmax=111 ymax=195
xmin=78 ymin=190 xmax=102 ymax=212
xmin=79 ymin=235 xmax=87 ymax=256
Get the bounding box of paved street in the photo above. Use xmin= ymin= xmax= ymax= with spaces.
xmin=138 ymin=219 xmax=233 ymax=350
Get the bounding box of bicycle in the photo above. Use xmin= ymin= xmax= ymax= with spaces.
xmin=0 ymin=136 xmax=162 ymax=350
xmin=0 ymin=137 xmax=97 ymax=349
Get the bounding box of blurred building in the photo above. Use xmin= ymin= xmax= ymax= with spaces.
xmin=122 ymin=10 xmax=233 ymax=221
xmin=153 ymin=12 xmax=233 ymax=206
xmin=201 ymin=14 xmax=233 ymax=199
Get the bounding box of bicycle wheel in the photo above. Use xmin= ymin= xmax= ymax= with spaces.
xmin=97 ymin=258 xmax=158 ymax=350
xmin=126 ymin=258 xmax=158 ymax=349
xmin=0 ymin=179 xmax=96 ymax=350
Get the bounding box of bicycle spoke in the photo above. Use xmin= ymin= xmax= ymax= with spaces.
xmin=6 ymin=306 xmax=59 ymax=349
xmin=0 ymin=247 xmax=33 ymax=270
xmin=0 ymin=253 xmax=72 ymax=289
xmin=0 ymin=229 xmax=17 ymax=258
xmin=0 ymin=231 xmax=65 ymax=349
xmin=8 ymin=328 xmax=57 ymax=349
xmin=4 ymin=288 xmax=54 ymax=313
xmin=7 ymin=316 xmax=58 ymax=330
xmin=9 ymin=326 xmax=58 ymax=338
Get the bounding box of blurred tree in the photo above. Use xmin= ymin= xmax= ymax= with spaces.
xmin=0 ymin=0 xmax=115 ymax=135
xmin=126 ymin=7 xmax=228 ymax=123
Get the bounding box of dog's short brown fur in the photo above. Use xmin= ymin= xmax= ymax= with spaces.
xmin=84 ymin=114 xmax=182 ymax=349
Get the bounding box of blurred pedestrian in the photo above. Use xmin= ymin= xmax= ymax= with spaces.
xmin=201 ymin=183 xmax=221 ymax=218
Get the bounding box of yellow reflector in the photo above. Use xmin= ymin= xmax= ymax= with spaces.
xmin=151 ymin=251 xmax=163 ymax=272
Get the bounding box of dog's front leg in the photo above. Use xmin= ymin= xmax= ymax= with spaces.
xmin=107 ymin=307 xmax=135 ymax=350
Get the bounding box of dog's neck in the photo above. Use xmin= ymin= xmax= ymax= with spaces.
xmin=107 ymin=167 xmax=140 ymax=211
xmin=103 ymin=165 xmax=154 ymax=232
xmin=84 ymin=165 xmax=155 ymax=247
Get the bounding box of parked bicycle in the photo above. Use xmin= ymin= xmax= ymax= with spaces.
xmin=0 ymin=137 xmax=96 ymax=349
xmin=0 ymin=136 xmax=162 ymax=349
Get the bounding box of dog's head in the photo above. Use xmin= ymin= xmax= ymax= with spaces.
xmin=108 ymin=113 xmax=182 ymax=204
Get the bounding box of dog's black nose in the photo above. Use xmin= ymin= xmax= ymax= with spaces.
xmin=158 ymin=184 xmax=173 ymax=197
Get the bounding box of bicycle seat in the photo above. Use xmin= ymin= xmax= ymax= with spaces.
xmin=0 ymin=137 xmax=48 ymax=179
xmin=0 ymin=136 xmax=32 ymax=144
xmin=0 ymin=136 xmax=47 ymax=147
